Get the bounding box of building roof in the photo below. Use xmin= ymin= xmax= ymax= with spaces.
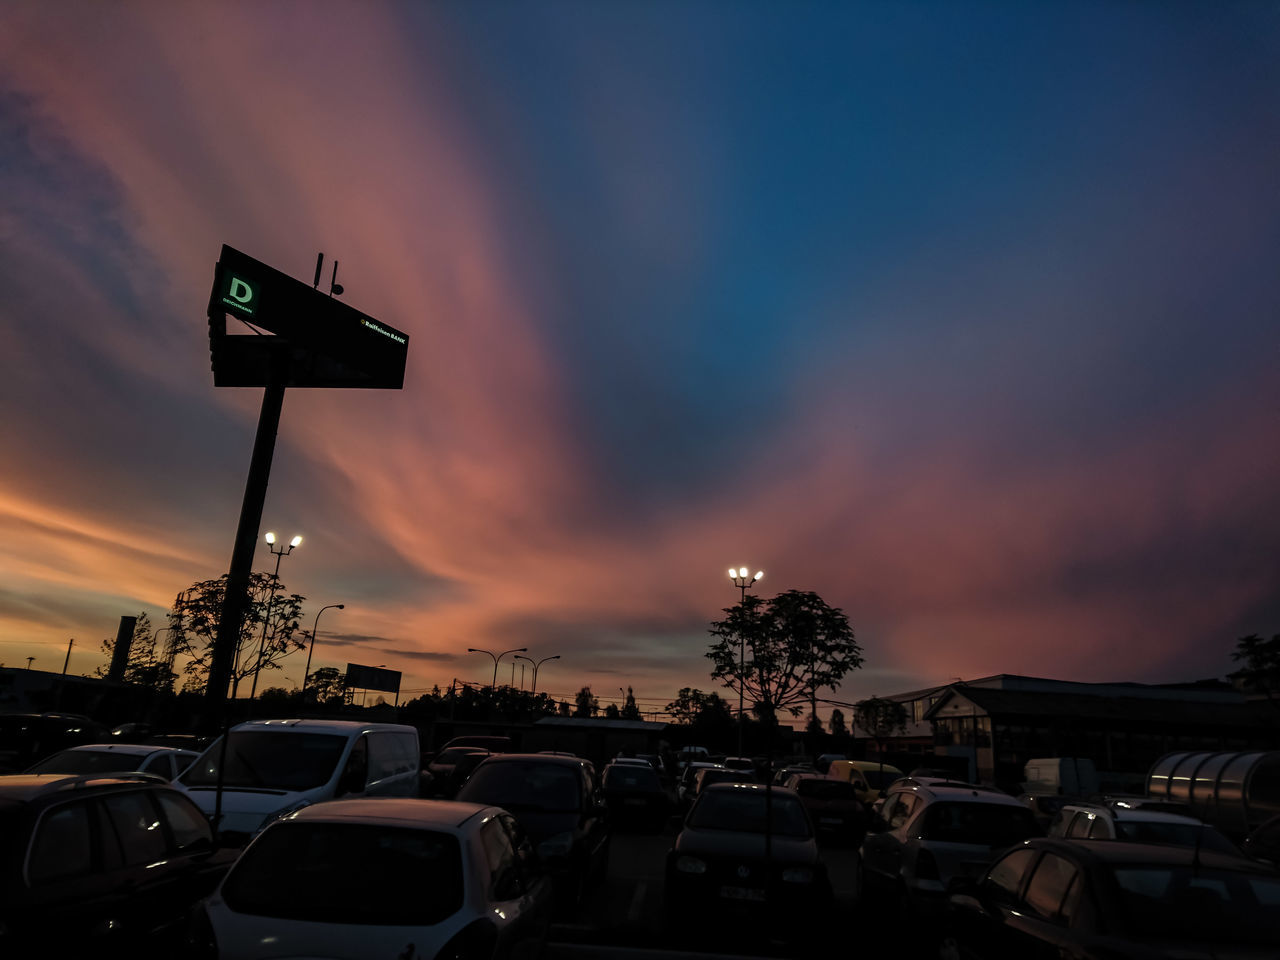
xmin=532 ymin=716 xmax=667 ymax=731
xmin=924 ymin=685 xmax=1267 ymax=727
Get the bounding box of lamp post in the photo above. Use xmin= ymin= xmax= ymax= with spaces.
xmin=248 ymin=532 xmax=302 ymax=700
xmin=728 ymin=566 xmax=763 ymax=756
xmin=467 ymin=647 xmax=527 ymax=689
xmin=302 ymin=603 xmax=344 ymax=703
xmin=514 ymin=654 xmax=559 ymax=695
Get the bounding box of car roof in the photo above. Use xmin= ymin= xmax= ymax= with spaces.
xmin=473 ymin=752 xmax=591 ymax=769
xmin=285 ymin=797 xmax=500 ymax=830
xmin=230 ymin=719 xmax=416 ymax=735
xmin=1063 ymin=802 xmax=1203 ymax=825
xmin=703 ymin=782 xmax=799 ymax=797
xmin=46 ymin=743 xmax=190 ymax=757
xmin=0 ymin=773 xmax=170 ymax=803
xmin=891 ymin=783 xmax=1026 ymax=806
xmin=1027 ymin=837 xmax=1272 ymax=873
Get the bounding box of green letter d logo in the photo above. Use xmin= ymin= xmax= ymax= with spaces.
xmin=229 ymin=278 xmax=253 ymax=303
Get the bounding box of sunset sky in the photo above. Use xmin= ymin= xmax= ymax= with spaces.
xmin=2 ymin=2 xmax=1278 ymax=716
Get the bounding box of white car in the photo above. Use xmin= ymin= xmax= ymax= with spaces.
xmin=1047 ymin=798 xmax=1240 ymax=854
xmin=195 ymin=797 xmax=553 ymax=959
xmin=25 ymin=742 xmax=199 ymax=780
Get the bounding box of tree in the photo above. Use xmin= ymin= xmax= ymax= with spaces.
xmin=707 ymin=589 xmax=863 ymax=730
xmin=1230 ymin=634 xmax=1280 ymax=712
xmin=604 ymin=703 xmax=621 ymax=719
xmin=308 ymin=667 xmax=347 ymax=705
xmin=94 ymin=612 xmax=176 ymax=693
xmin=620 ymin=686 xmax=641 ymax=721
xmin=169 ymin=573 xmax=306 ymax=697
xmin=854 ymin=696 xmax=908 ymax=787
xmin=828 ymin=708 xmax=848 ymax=738
xmin=573 ymin=686 xmax=599 ymax=718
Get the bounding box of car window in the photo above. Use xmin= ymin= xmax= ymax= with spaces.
xmin=1024 ymin=853 xmax=1079 ymax=922
xmin=1113 ymin=866 xmax=1280 ymax=947
xmin=689 ymin=789 xmax=811 ymax=837
xmin=155 ymin=791 xmax=213 ymax=852
xmin=27 ymin=749 xmax=142 ymax=775
xmin=920 ymin=802 xmax=1040 ymax=846
xmin=460 ymin=761 xmax=583 ymax=812
xmin=480 ymin=817 xmax=525 ymax=901
xmin=1047 ymin=809 xmax=1070 ymax=836
xmin=1087 ymin=816 xmax=1113 ymax=839
xmin=225 ymin=822 xmax=463 ymax=924
xmin=887 ymin=795 xmax=917 ymax=828
xmin=100 ymin=790 xmax=168 ymax=866
xmin=983 ymin=848 xmax=1037 ymax=907
xmin=605 ymin=765 xmax=660 ymax=790
xmin=27 ymin=799 xmax=95 ymax=884
xmin=181 ymin=732 xmax=348 ymax=790
xmin=1066 ymin=812 xmax=1095 ymax=838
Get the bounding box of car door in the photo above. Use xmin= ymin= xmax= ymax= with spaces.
xmin=862 ymin=792 xmax=918 ymax=882
xmin=950 ymin=846 xmax=1039 ymax=958
xmin=479 ymin=817 xmax=544 ymax=958
xmin=20 ymin=796 xmax=121 ymax=943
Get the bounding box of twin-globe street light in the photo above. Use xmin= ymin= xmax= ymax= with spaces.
xmin=728 ymin=566 xmax=763 ymax=756
xmin=467 ymin=647 xmax=527 ymax=690
xmin=514 ymin=654 xmax=560 ymax=695
xmin=248 ymin=532 xmax=302 ymax=700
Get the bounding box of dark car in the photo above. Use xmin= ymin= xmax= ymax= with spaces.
xmin=602 ymin=761 xmax=671 ymax=832
xmin=1242 ymin=813 xmax=1280 ymax=867
xmin=665 ymin=783 xmax=832 ymax=944
xmin=424 ymin=747 xmax=491 ymax=798
xmin=0 ymin=773 xmax=237 ymax=956
xmin=455 ymin=753 xmax=610 ymax=914
xmin=789 ymin=775 xmax=867 ymax=845
xmin=941 ymin=837 xmax=1280 ymax=959
xmin=0 ymin=713 xmax=109 ymax=773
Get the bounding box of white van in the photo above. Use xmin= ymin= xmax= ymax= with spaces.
xmin=177 ymin=719 xmax=420 ymax=842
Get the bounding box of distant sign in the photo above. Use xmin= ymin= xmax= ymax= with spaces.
xmin=346 ymin=663 xmax=401 ymax=694
xmin=207 ymin=245 xmax=409 ymax=389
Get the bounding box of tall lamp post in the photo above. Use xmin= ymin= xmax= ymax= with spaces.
xmin=302 ymin=603 xmax=344 ymax=702
xmin=248 ymin=532 xmax=302 ymax=700
xmin=467 ymin=647 xmax=527 ymax=689
xmin=514 ymin=654 xmax=559 ymax=695
xmin=728 ymin=566 xmax=763 ymax=756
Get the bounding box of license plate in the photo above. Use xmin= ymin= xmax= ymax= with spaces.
xmin=819 ymin=817 xmax=843 ymax=825
xmin=624 ymin=798 xmax=646 ymax=807
xmin=719 ymin=885 xmax=767 ymax=901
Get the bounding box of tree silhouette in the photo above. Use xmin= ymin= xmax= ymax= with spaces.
xmin=828 ymin=708 xmax=848 ymax=738
xmin=573 ymin=686 xmax=599 ymax=718
xmin=621 ymin=685 xmax=641 ymax=720
xmin=94 ymin=612 xmax=176 ymax=693
xmin=169 ymin=573 xmax=305 ymax=697
xmin=854 ymin=696 xmax=908 ymax=788
xmin=1230 ymin=633 xmax=1280 ymax=712
xmin=707 ymin=589 xmax=862 ymax=730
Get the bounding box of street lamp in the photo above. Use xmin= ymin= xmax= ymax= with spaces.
xmin=728 ymin=566 xmax=763 ymax=756
xmin=248 ymin=532 xmax=302 ymax=700
xmin=302 ymin=603 xmax=344 ymax=702
xmin=468 ymin=647 xmax=527 ymax=689
xmin=514 ymin=654 xmax=559 ymax=695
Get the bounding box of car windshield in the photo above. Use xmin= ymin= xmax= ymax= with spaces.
xmin=1113 ymin=866 xmax=1280 ymax=946
xmin=605 ymin=765 xmax=660 ymax=790
xmin=796 ymin=779 xmax=856 ymax=800
xmin=223 ymin=822 xmax=463 ymax=925
xmin=920 ymin=802 xmax=1040 ymax=846
xmin=27 ymin=749 xmax=143 ymax=774
xmin=460 ymin=761 xmax=582 ymax=811
xmin=179 ymin=732 xmax=347 ymax=790
xmin=689 ymin=789 xmax=811 ymax=838
xmin=1114 ymin=821 xmax=1240 ymax=855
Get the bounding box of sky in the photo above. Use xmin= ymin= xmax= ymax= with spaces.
xmin=2 ymin=1 xmax=1278 ymax=718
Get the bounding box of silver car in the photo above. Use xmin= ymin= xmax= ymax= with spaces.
xmin=195 ymin=797 xmax=553 ymax=959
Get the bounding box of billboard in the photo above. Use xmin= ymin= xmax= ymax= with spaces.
xmin=345 ymin=663 xmax=402 ymax=694
xmin=207 ymin=245 xmax=409 ymax=389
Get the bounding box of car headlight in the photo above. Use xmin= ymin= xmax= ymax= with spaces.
xmin=782 ymin=866 xmax=814 ymax=883
xmin=256 ymin=800 xmax=311 ymax=834
xmin=536 ymin=831 xmax=576 ymax=859
xmin=675 ymin=855 xmax=707 ymax=874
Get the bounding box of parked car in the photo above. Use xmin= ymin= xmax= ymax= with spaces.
xmin=602 ymin=760 xmax=671 ymax=832
xmin=176 ymin=719 xmax=420 ymax=846
xmin=788 ymin=774 xmax=867 ymax=845
xmin=677 ymin=760 xmax=724 ymax=808
xmin=439 ymin=735 xmax=514 ymax=754
xmin=1242 ymin=813 xmax=1280 ymax=867
xmin=1018 ymin=791 xmax=1074 ymax=830
xmin=0 ymin=712 xmax=109 ymax=773
xmin=828 ymin=759 xmax=905 ymax=804
xmin=1047 ymin=799 xmax=1240 ymax=855
xmin=455 ymin=752 xmax=609 ymax=914
xmin=940 ymin=837 xmax=1280 ymax=959
xmin=425 ymin=746 xmax=491 ymax=798
xmin=193 ymin=798 xmax=552 ymax=959
xmin=692 ymin=765 xmax=758 ymax=800
xmin=860 ymin=782 xmax=1041 ymax=918
xmin=814 ymin=753 xmax=845 ymax=774
xmin=25 ymin=743 xmax=199 ymax=780
xmin=0 ymin=773 xmax=237 ymax=955
xmin=665 ymin=782 xmax=832 ymax=941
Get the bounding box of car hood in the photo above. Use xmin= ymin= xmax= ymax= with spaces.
xmin=675 ymin=825 xmax=818 ymax=864
xmin=181 ymin=785 xmax=303 ymax=835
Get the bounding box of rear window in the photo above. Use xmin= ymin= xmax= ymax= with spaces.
xmin=919 ymin=802 xmax=1040 ymax=846
xmin=1114 ymin=866 xmax=1280 ymax=946
xmin=1114 ymin=821 xmax=1240 ymax=855
xmin=689 ymin=789 xmax=811 ymax=838
xmin=605 ymin=765 xmax=660 ymax=790
xmin=459 ymin=761 xmax=582 ymax=812
xmin=223 ymin=822 xmax=463 ymax=924
xmin=796 ymin=779 xmax=856 ymax=800
xmin=27 ymin=750 xmax=143 ymax=774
